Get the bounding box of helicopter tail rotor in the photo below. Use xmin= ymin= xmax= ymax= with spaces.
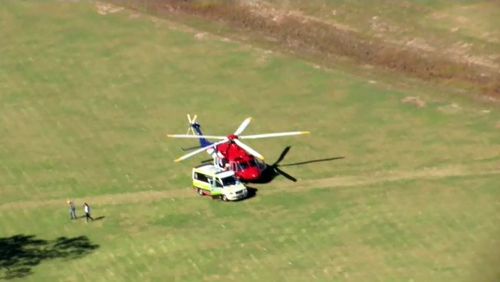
xmin=186 ymin=114 xmax=198 ymax=135
xmin=187 ymin=114 xmax=197 ymax=125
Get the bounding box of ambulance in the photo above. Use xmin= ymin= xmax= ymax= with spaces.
xmin=192 ymin=164 xmax=248 ymax=201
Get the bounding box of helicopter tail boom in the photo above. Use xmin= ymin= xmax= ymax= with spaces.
xmin=187 ymin=114 xmax=212 ymax=148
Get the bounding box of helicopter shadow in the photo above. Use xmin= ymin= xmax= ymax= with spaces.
xmin=250 ymin=146 xmax=344 ymax=184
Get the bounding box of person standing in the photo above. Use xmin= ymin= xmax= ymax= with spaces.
xmin=67 ymin=200 xmax=77 ymax=220
xmin=83 ymin=202 xmax=94 ymax=222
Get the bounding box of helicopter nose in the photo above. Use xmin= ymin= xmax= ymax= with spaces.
xmin=247 ymin=167 xmax=260 ymax=180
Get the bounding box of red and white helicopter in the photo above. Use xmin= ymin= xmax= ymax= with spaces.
xmin=167 ymin=114 xmax=309 ymax=182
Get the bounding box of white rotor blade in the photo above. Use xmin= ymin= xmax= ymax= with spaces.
xmin=174 ymin=139 xmax=227 ymax=162
xmin=234 ymin=117 xmax=252 ymax=136
xmin=239 ymin=131 xmax=310 ymax=139
xmin=167 ymin=134 xmax=226 ymax=140
xmin=233 ymin=139 xmax=265 ymax=160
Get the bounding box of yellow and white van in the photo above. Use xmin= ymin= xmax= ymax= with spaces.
xmin=192 ymin=164 xmax=248 ymax=201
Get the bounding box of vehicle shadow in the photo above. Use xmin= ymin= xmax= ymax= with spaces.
xmin=243 ymin=187 xmax=258 ymax=200
xmin=0 ymin=234 xmax=99 ymax=280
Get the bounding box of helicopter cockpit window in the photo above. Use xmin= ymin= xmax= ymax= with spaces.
xmin=257 ymin=159 xmax=266 ymax=169
xmin=239 ymin=162 xmax=249 ymax=170
xmin=231 ymin=163 xmax=238 ymax=172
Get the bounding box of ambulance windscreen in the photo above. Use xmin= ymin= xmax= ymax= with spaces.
xmin=221 ymin=176 xmax=237 ymax=186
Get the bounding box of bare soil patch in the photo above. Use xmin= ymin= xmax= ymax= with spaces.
xmin=105 ymin=0 xmax=500 ymax=98
xmin=96 ymin=1 xmax=123 ymax=15
xmin=401 ymin=96 xmax=426 ymax=108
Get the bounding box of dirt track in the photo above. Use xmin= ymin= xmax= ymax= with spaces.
xmin=3 ymin=165 xmax=499 ymax=212
xmin=105 ymin=0 xmax=500 ymax=99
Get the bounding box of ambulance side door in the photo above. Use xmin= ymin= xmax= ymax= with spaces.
xmin=210 ymin=177 xmax=224 ymax=196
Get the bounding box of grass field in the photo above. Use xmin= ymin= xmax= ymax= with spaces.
xmin=1 ymin=1 xmax=500 ymax=281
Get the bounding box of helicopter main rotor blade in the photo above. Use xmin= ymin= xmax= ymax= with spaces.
xmin=233 ymin=139 xmax=265 ymax=160
xmin=240 ymin=131 xmax=310 ymax=139
xmin=272 ymin=146 xmax=291 ymax=167
xmin=174 ymin=139 xmax=228 ymax=162
xmin=234 ymin=117 xmax=252 ymax=136
xmin=167 ymin=134 xmax=226 ymax=140
xmin=274 ymin=167 xmax=297 ymax=182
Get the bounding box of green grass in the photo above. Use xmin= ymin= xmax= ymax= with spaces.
xmin=1 ymin=1 xmax=499 ymax=281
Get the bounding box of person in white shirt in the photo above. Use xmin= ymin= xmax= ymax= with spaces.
xmin=83 ymin=203 xmax=94 ymax=222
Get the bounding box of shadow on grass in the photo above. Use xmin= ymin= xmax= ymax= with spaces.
xmin=280 ymin=157 xmax=345 ymax=167
xmin=242 ymin=187 xmax=258 ymax=201
xmin=0 ymin=235 xmax=99 ymax=280
xmin=77 ymin=215 xmax=105 ymax=221
xmin=251 ymin=146 xmax=345 ymax=184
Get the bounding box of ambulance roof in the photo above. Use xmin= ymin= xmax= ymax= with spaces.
xmin=193 ymin=164 xmax=235 ymax=178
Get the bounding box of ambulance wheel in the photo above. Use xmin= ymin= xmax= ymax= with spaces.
xmin=222 ymin=195 xmax=229 ymax=202
xmin=197 ymin=188 xmax=204 ymax=196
